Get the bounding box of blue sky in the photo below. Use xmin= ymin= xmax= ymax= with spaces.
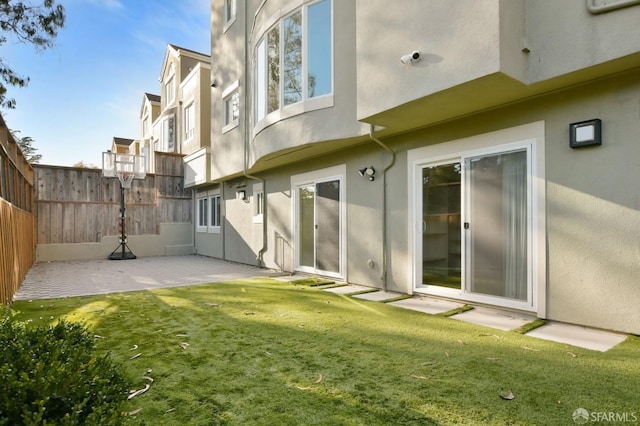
xmin=2 ymin=0 xmax=210 ymax=167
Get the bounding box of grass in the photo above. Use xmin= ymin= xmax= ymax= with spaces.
xmin=9 ymin=278 xmax=639 ymax=425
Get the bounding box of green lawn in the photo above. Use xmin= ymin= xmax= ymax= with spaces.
xmin=10 ymin=278 xmax=639 ymax=425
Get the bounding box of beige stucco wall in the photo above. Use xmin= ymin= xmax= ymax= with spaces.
xmin=206 ymin=0 xmax=640 ymax=334
xmin=355 ymin=0 xmax=505 ymax=121
xmin=215 ymin=69 xmax=640 ymax=334
xmin=36 ymin=223 xmax=193 ymax=262
xmin=525 ymin=0 xmax=640 ymax=83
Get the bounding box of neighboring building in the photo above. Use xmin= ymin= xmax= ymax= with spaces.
xmin=139 ymin=92 xmax=161 ymax=173
xmin=111 ymin=137 xmax=135 ymax=154
xmin=148 ymin=44 xmax=212 ymax=182
xmin=196 ymin=0 xmax=640 ymax=335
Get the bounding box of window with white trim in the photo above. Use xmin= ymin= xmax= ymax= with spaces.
xmin=224 ymin=91 xmax=239 ymax=127
xmin=224 ymin=0 xmax=236 ymax=30
xmin=222 ymin=82 xmax=240 ymax=132
xmin=184 ymin=102 xmax=195 ymax=140
xmin=197 ymin=197 xmax=208 ymax=231
xmin=164 ymin=63 xmax=175 ymax=106
xmin=254 ymin=0 xmax=332 ymax=124
xmin=210 ymin=194 xmax=221 ymax=229
xmin=253 ymin=182 xmax=263 ymax=224
xmin=162 ymin=115 xmax=175 ymax=151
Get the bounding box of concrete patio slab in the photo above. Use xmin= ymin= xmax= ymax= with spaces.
xmin=322 ymin=284 xmax=370 ymax=294
xmin=525 ymin=322 xmax=627 ymax=352
xmin=352 ymin=290 xmax=403 ymax=302
xmin=389 ymin=296 xmax=465 ymax=315
xmin=14 ymin=256 xmax=277 ymax=300
xmin=451 ymin=306 xmax=536 ymax=331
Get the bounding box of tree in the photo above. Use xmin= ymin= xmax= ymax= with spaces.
xmin=0 ymin=0 xmax=65 ymax=109
xmin=73 ymin=161 xmax=98 ymax=169
xmin=11 ymin=130 xmax=41 ymax=163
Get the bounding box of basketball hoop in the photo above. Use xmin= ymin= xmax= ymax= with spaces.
xmin=117 ymin=172 xmax=135 ymax=189
xmin=101 ymin=151 xmax=147 ymax=260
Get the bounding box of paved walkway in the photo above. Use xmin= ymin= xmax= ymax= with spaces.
xmin=15 ymin=255 xmax=277 ymax=300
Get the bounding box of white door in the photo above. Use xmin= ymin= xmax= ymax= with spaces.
xmin=293 ymin=166 xmax=345 ymax=279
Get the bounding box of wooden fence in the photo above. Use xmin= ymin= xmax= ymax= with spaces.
xmin=35 ymin=152 xmax=191 ymax=244
xmin=0 ymin=113 xmax=36 ymax=304
xmin=0 ymin=199 xmax=36 ymax=304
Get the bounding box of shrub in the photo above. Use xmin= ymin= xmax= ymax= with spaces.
xmin=0 ymin=307 xmax=131 ymax=425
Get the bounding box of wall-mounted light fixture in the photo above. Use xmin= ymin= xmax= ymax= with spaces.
xmin=211 ymin=79 xmax=218 ymax=88
xmin=400 ymin=51 xmax=421 ymax=64
xmin=358 ymin=166 xmax=375 ymax=181
xmin=236 ymin=190 xmax=246 ymax=201
xmin=570 ymin=119 xmax=601 ymax=148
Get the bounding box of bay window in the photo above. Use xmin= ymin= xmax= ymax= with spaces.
xmin=255 ymin=0 xmax=332 ymax=124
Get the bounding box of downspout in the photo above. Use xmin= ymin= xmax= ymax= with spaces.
xmin=369 ymin=124 xmax=396 ymax=291
xmin=192 ymin=189 xmax=197 ymax=254
xmin=243 ymin=1 xmax=267 ymax=267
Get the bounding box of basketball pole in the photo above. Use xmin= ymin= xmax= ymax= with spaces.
xmin=108 ymin=180 xmax=137 ymax=260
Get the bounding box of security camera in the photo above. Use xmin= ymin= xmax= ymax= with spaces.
xmin=400 ymin=51 xmax=421 ymax=64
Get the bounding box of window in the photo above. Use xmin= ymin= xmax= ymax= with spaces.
xmin=255 ymin=192 xmax=264 ymax=216
xmin=255 ymin=0 xmax=332 ymax=123
xmin=163 ymin=115 xmax=175 ymax=151
xmin=184 ymin=103 xmax=195 ymax=140
xmin=253 ymin=182 xmax=264 ymax=223
xmin=210 ymin=194 xmax=221 ymax=228
xmin=165 ymin=77 xmax=175 ymax=105
xmin=222 ymin=81 xmax=240 ymax=132
xmin=224 ymin=0 xmax=236 ymax=29
xmin=224 ymin=92 xmax=240 ymax=126
xmin=165 ymin=63 xmax=175 ymax=106
xmin=197 ymin=197 xmax=208 ymax=231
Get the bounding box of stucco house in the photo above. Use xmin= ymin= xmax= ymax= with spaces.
xmin=154 ymin=44 xmax=212 ymax=160
xmin=191 ymin=0 xmax=640 ymax=335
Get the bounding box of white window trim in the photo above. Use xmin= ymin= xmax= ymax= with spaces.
xmin=407 ymin=121 xmax=546 ymax=316
xmin=209 ymin=191 xmax=222 ymax=233
xmin=253 ymin=182 xmax=264 ymax=224
xmin=184 ymin=100 xmax=196 ymax=142
xmin=196 ymin=196 xmax=208 ymax=233
xmin=222 ymin=80 xmax=240 ymax=134
xmin=223 ymin=0 xmax=237 ymax=33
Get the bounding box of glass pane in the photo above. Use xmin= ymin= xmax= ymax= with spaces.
xmin=299 ymin=185 xmax=315 ymax=268
xmin=283 ymin=12 xmax=302 ymax=105
xmin=467 ymin=150 xmax=527 ymax=300
xmin=267 ymin=27 xmax=280 ymax=113
xmin=255 ymin=39 xmax=266 ymax=121
xmin=422 ymin=163 xmax=461 ymax=289
xmin=316 ymin=180 xmax=340 ymax=273
xmin=307 ymin=0 xmax=331 ymax=98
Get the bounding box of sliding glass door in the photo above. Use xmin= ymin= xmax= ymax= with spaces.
xmin=417 ymin=145 xmax=532 ymax=308
xmin=466 ymin=150 xmax=528 ymax=301
xmin=294 ymin=166 xmax=345 ymax=279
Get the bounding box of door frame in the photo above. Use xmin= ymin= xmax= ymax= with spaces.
xmin=407 ymin=122 xmax=547 ymax=315
xmin=291 ymin=164 xmax=346 ymax=279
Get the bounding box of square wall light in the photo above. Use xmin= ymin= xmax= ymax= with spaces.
xmin=570 ymin=119 xmax=601 ymax=148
